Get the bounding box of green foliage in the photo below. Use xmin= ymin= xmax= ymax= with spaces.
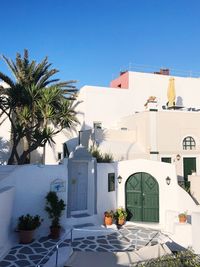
xmin=135 ymin=249 xmax=200 ymax=267
xmin=178 ymin=211 xmax=187 ymax=218
xmin=89 ymin=145 xmax=113 ymax=163
xmin=0 ymin=49 xmax=78 ymax=164
xmin=18 ymin=214 xmax=42 ymax=230
xmin=45 ymin=191 xmax=66 ymax=228
xmin=114 ymin=207 xmax=127 ymax=220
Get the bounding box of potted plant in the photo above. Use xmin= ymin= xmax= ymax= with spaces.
xmin=104 ymin=210 xmax=114 ymax=226
xmin=178 ymin=211 xmax=187 ymax=223
xmin=45 ymin=191 xmax=66 ymax=239
xmin=18 ymin=214 xmax=42 ymax=244
xmin=114 ymin=208 xmax=127 ymax=226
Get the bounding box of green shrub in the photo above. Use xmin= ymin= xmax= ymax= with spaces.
xmin=89 ymin=145 xmax=113 ymax=163
xmin=18 ymin=214 xmax=42 ymax=230
xmin=135 ymin=249 xmax=200 ymax=267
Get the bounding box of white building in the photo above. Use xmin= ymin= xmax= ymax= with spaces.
xmin=0 ymin=70 xmax=200 ymax=258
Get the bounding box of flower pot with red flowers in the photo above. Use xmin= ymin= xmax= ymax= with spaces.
xmin=104 ymin=210 xmax=114 ymax=226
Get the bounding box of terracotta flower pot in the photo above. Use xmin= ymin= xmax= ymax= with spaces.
xmin=104 ymin=216 xmax=113 ymax=226
xmin=118 ymin=218 xmax=125 ymax=226
xmin=50 ymin=226 xmax=61 ymax=239
xmin=19 ymin=230 xmax=34 ymax=244
xmin=179 ymin=215 xmax=187 ymax=223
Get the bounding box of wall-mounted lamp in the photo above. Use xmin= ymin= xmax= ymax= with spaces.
xmin=117 ymin=175 xmax=123 ymax=184
xmin=176 ymin=154 xmax=181 ymax=161
xmin=166 ymin=176 xmax=171 ymax=185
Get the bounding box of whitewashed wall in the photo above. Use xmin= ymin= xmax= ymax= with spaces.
xmin=96 ymin=163 xmax=118 ymax=223
xmin=0 ymin=186 xmax=15 ymax=257
xmin=77 ymin=72 xmax=200 ymax=130
xmin=0 ymin=164 xmax=68 ymax=232
xmin=188 ymin=175 xmax=200 ymax=203
xmin=117 ymin=159 xmax=200 ymax=229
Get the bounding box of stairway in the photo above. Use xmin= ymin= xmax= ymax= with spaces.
xmin=65 ymin=214 xmax=100 ymax=229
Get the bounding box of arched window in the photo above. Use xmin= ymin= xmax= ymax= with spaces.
xmin=183 ymin=136 xmax=196 ymax=150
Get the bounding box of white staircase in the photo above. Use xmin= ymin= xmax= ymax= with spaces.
xmin=65 ymin=214 xmax=101 ymax=229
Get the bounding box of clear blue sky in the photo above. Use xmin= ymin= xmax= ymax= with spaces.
xmin=1 ymin=0 xmax=200 ymax=89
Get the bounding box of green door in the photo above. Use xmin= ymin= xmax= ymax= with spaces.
xmin=183 ymin=157 xmax=196 ymax=181
xmin=126 ymin=172 xmax=159 ymax=222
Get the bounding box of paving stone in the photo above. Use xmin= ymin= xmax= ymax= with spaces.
xmin=30 ymin=242 xmax=42 ymax=248
xmin=107 ymin=235 xmax=119 ymax=240
xmin=86 ymin=236 xmax=95 ymax=240
xmin=85 ymin=248 xmax=94 ymax=251
xmin=17 ymin=254 xmax=27 ymax=259
xmin=43 ymin=241 xmax=55 ymax=248
xmin=15 ymin=260 xmax=32 ymax=267
xmin=100 ymin=244 xmax=114 ymax=250
xmin=113 ymin=244 xmax=128 ymax=250
xmin=4 ymin=255 xmax=17 ymax=261
xmin=73 ymin=248 xmax=82 ymax=251
xmin=0 ymin=261 xmax=11 ymax=267
xmin=96 ymin=247 xmax=108 ymax=252
xmin=83 ymin=240 xmax=95 ymax=244
xmin=74 ymin=237 xmax=84 ymax=241
xmin=72 ymin=241 xmax=80 ymax=247
xmin=12 ymin=246 xmax=21 ymax=250
xmin=138 ymin=233 xmax=149 ymax=239
xmin=63 ymin=238 xmax=71 ymax=243
xmin=96 ymin=239 xmax=108 ymax=244
xmin=97 ymin=235 xmax=106 ymax=239
xmin=18 ymin=247 xmax=34 ymax=255
xmin=29 ymin=254 xmax=43 ymax=260
xmin=9 ymin=250 xmax=17 ymax=255
xmin=109 ymin=240 xmax=127 ymax=245
xmin=38 ymin=236 xmax=50 ymax=243
xmin=89 ymin=245 xmax=97 ymax=249
xmin=34 ymin=247 xmax=48 ymax=253
xmin=80 ymin=244 xmax=87 ymax=249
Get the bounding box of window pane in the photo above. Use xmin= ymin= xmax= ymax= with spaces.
xmin=108 ymin=173 xmax=115 ymax=192
xmin=161 ymin=157 xmax=171 ymax=163
xmin=183 ymin=136 xmax=196 ymax=150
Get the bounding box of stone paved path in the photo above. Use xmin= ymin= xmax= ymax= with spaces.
xmin=0 ymin=226 xmax=161 ymax=267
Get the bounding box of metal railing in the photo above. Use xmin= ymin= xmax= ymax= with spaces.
xmin=118 ymin=63 xmax=200 ymax=78
xmin=36 ymin=228 xmax=73 ymax=267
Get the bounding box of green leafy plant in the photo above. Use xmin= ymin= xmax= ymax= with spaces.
xmin=18 ymin=214 xmax=42 ymax=230
xmin=114 ymin=207 xmax=127 ymax=220
xmin=178 ymin=211 xmax=187 ymax=218
xmin=45 ymin=191 xmax=66 ymax=228
xmin=135 ymin=249 xmax=200 ymax=267
xmin=89 ymin=145 xmax=113 ymax=163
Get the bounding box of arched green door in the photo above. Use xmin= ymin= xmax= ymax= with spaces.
xmin=126 ymin=172 xmax=159 ymax=222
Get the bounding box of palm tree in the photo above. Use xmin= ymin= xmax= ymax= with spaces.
xmin=0 ymin=49 xmax=78 ymax=164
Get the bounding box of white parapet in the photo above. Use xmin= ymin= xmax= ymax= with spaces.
xmin=188 ymin=175 xmax=200 ymax=204
xmin=0 ymin=186 xmax=15 ymax=257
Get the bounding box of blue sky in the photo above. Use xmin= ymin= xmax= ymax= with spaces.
xmin=1 ymin=0 xmax=200 ymax=89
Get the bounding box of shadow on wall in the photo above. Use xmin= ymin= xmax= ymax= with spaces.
xmin=0 ymin=137 xmax=10 ymax=165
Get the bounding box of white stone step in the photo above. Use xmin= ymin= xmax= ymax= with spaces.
xmin=65 ymin=214 xmax=100 ymax=228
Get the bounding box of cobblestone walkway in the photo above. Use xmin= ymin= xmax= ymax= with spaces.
xmin=0 ymin=226 xmax=161 ymax=267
